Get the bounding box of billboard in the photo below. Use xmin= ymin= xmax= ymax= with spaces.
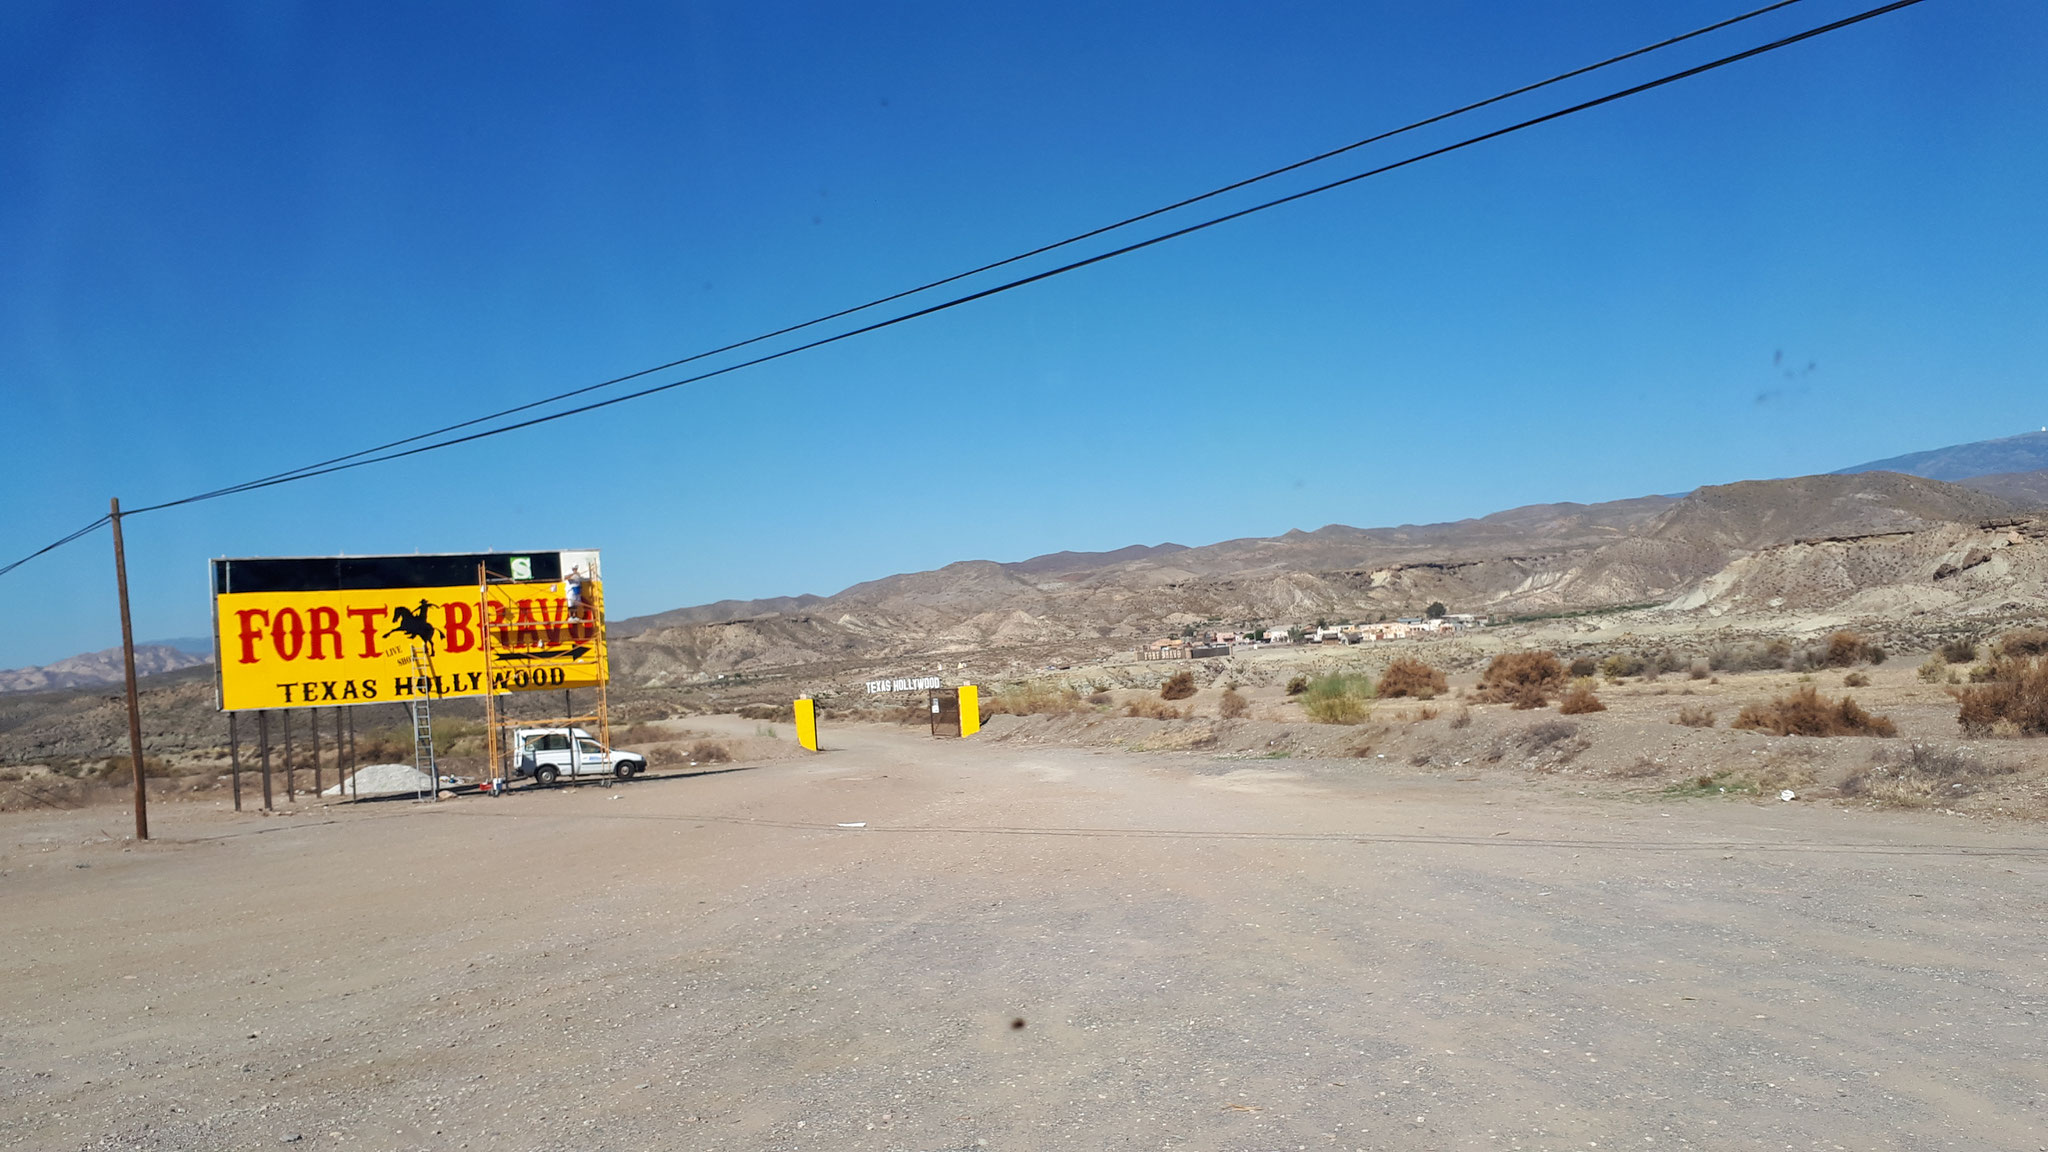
xmin=211 ymin=550 xmax=606 ymax=712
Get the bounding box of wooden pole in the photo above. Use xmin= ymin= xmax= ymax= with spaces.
xmin=333 ymin=706 xmax=343 ymax=799
xmin=284 ymin=710 xmax=294 ymax=801
xmin=108 ymin=498 xmax=149 ymax=841
xmin=311 ymin=705 xmax=322 ymax=798
xmin=347 ymin=708 xmax=357 ymax=799
xmin=259 ymin=710 xmax=273 ymax=810
xmin=229 ymin=711 xmax=242 ymax=812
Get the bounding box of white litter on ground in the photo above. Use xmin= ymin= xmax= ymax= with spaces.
xmin=322 ymin=764 xmax=465 ymax=798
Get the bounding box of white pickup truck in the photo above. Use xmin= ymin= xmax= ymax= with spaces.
xmin=511 ymin=727 xmax=648 ymax=785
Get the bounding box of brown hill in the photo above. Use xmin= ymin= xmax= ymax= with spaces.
xmin=0 ymin=645 xmax=210 ymax=695
xmin=610 ymin=472 xmax=2024 ymax=684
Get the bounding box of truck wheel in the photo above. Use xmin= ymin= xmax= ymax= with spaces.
xmin=535 ymin=764 xmax=559 ymax=786
xmin=613 ymin=762 xmax=633 ymax=781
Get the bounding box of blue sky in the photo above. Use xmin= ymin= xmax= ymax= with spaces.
xmin=3 ymin=0 xmax=2045 ymax=667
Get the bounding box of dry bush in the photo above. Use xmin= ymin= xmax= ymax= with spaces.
xmin=1996 ymin=628 xmax=2048 ymax=659
xmin=1558 ymin=682 xmax=1606 ymax=714
xmin=1517 ymin=720 xmax=1580 ymax=752
xmin=1598 ymin=652 xmax=1644 ymax=681
xmin=1918 ymin=655 xmax=1951 ymax=684
xmin=688 ymin=740 xmax=731 ymax=765
xmin=1938 ymin=637 xmax=1980 ymax=664
xmin=1087 ymin=690 xmax=1113 ymax=706
xmin=1954 ymin=655 xmax=2048 ymax=736
xmin=988 ymin=684 xmax=1088 ymax=717
xmin=1613 ymin=754 xmax=1666 ymax=779
xmin=1711 ymin=640 xmax=1793 ymax=673
xmin=1568 ymin=656 xmax=1599 ymax=678
xmin=1478 ymin=651 xmax=1565 ymax=707
xmin=1732 ymin=685 xmax=1897 ymax=737
xmin=1675 ymin=704 xmax=1716 ymax=729
xmin=1843 ymin=671 xmax=1871 ymax=688
xmin=1447 ymin=706 xmax=1472 ymax=729
xmin=1688 ymin=659 xmax=1711 ymax=680
xmin=613 ymin=722 xmax=670 ymax=746
xmin=1124 ymin=697 xmax=1184 ymax=720
xmin=1415 ymin=705 xmax=1439 ymax=721
xmin=1217 ymin=688 xmax=1250 ymax=719
xmin=1160 ymin=671 xmax=1197 ymax=700
xmin=1377 ymin=656 xmax=1446 ymax=700
xmin=1285 ymin=675 xmax=1309 ymax=696
xmin=1299 ymin=672 xmax=1374 ymax=725
xmin=1840 ymin=743 xmax=2014 ymax=806
xmin=1821 ymin=630 xmax=1886 ymax=668
xmin=736 ymin=703 xmax=791 ymax=722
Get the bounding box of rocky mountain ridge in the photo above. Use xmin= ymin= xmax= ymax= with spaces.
xmin=0 ymin=645 xmax=211 ymax=695
xmin=610 ymin=470 xmax=2037 ymax=686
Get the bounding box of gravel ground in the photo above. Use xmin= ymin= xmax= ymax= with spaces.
xmin=3 ymin=715 xmax=2046 ymax=1151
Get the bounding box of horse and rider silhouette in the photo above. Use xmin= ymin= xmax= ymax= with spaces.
xmin=383 ymin=599 xmax=439 ymax=656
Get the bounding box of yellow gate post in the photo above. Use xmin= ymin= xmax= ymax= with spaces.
xmin=794 ymin=698 xmax=820 ymax=752
xmin=958 ymin=684 xmax=980 ymax=737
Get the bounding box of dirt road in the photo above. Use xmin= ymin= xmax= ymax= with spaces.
xmin=4 ymin=719 xmax=2045 ymax=1151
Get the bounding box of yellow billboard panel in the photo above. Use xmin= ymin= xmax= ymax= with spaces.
xmin=210 ymin=551 xmax=607 ymax=711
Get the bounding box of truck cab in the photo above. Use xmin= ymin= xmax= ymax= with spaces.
xmin=511 ymin=727 xmax=647 ymax=785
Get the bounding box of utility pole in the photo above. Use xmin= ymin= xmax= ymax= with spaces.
xmin=109 ymin=498 xmax=149 ymax=841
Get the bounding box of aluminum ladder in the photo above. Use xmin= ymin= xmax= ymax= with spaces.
xmin=410 ymin=645 xmax=438 ymax=801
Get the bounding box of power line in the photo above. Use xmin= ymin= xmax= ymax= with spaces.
xmin=3 ymin=0 xmax=1929 ymax=576
xmin=126 ymin=0 xmax=1814 ymax=510
xmin=0 ymin=515 xmax=111 ymax=579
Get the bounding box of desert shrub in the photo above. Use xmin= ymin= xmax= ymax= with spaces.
xmin=1614 ymin=754 xmax=1667 ymax=779
xmin=1996 ymin=628 xmax=2048 ymax=659
xmin=1688 ymin=659 xmax=1711 ymax=680
xmin=1124 ymin=698 xmax=1184 ymax=720
xmin=989 ymin=684 xmax=1088 ymax=716
xmin=613 ymin=722 xmax=670 ymax=746
xmin=1843 ymin=671 xmax=1871 ymax=688
xmin=1160 ymin=671 xmax=1197 ymax=700
xmin=1558 ymin=682 xmax=1606 ymax=714
xmin=1918 ymin=655 xmax=1950 ymax=684
xmin=1598 ymin=652 xmax=1644 ymax=681
xmin=1285 ymin=675 xmax=1309 ymax=696
xmin=1218 ymin=688 xmax=1250 ymax=719
xmin=1568 ymin=656 xmax=1599 ymax=678
xmin=688 ymin=740 xmax=732 ymax=765
xmin=1710 ymin=640 xmax=1793 ymax=673
xmin=1939 ymin=637 xmax=1980 ymax=664
xmin=1478 ymin=651 xmax=1565 ymax=708
xmin=1841 ymin=743 xmax=2014 ymax=805
xmin=1821 ymin=630 xmax=1885 ymax=668
xmin=1675 ymin=703 xmax=1716 ymax=728
xmin=1299 ymin=672 xmax=1375 ymax=725
xmin=1647 ymin=649 xmax=1690 ymax=678
xmin=1954 ymin=655 xmax=2048 ymax=736
xmin=1377 ymin=656 xmax=1446 ymax=700
xmin=1732 ymin=685 xmax=1897 ymax=737
xmin=1517 ymin=720 xmax=1580 ymax=751
xmin=1087 ymin=690 xmax=1113 ymax=706
xmin=1448 ymin=706 xmax=1473 ymax=729
xmin=737 ymin=702 xmax=791 ymax=722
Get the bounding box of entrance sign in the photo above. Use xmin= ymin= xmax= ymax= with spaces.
xmin=865 ymin=676 xmax=941 ymax=694
xmin=211 ymin=550 xmax=607 ymax=711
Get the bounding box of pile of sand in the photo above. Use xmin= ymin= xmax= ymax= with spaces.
xmin=322 ymin=764 xmax=465 ymax=798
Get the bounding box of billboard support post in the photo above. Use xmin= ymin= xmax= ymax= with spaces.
xmin=108 ymin=498 xmax=149 ymax=842
xmin=283 ymin=710 xmax=294 ymax=802
xmin=229 ymin=712 xmax=241 ymax=812
xmin=311 ymin=706 xmax=322 ymax=798
xmin=259 ymin=710 xmax=273 ymax=811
